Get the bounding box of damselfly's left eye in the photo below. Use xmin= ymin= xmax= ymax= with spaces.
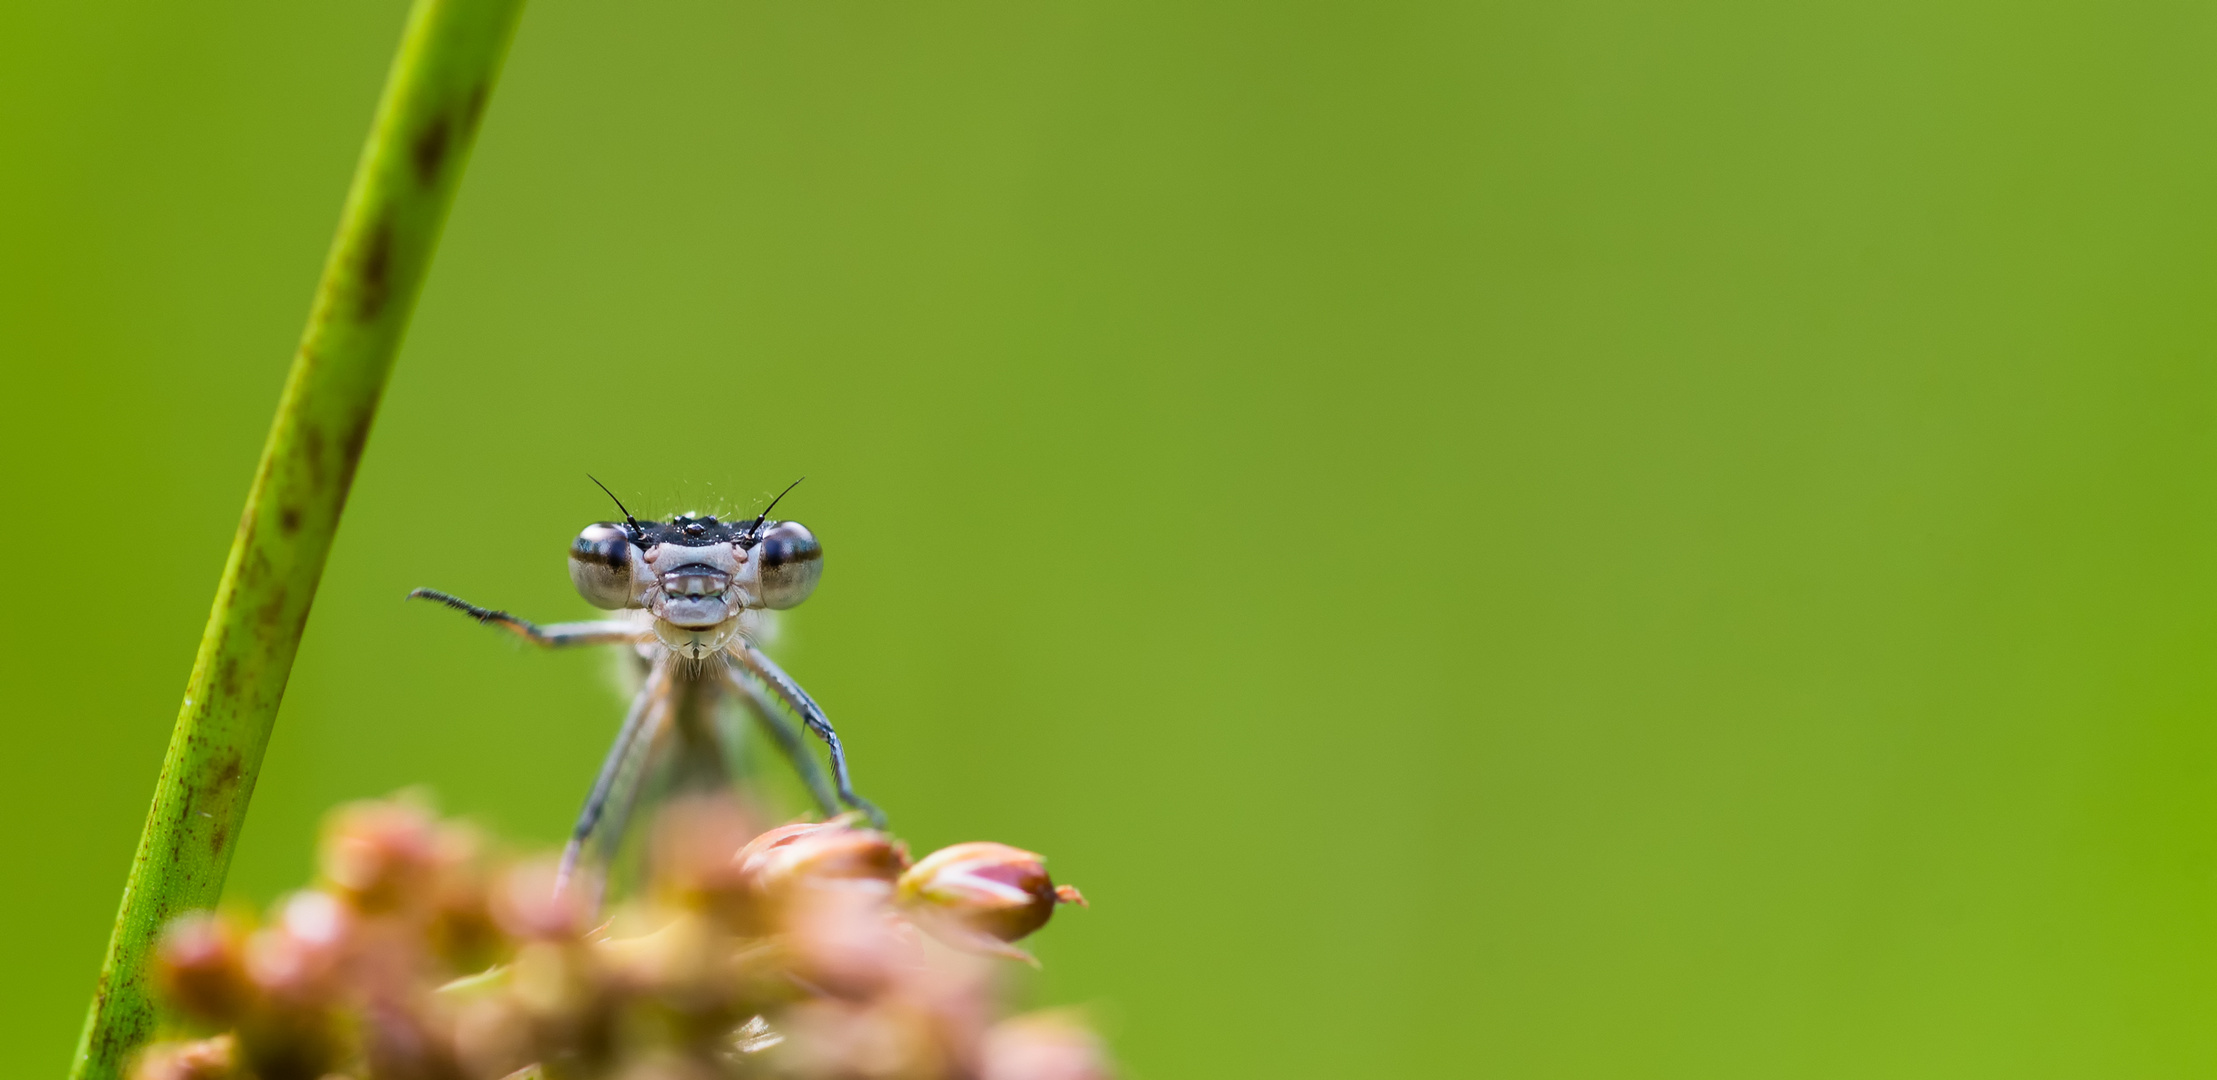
xmin=755 ymin=520 xmax=822 ymax=609
xmin=569 ymin=522 xmax=637 ymax=609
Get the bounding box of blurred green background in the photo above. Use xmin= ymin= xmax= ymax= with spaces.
xmin=7 ymin=0 xmax=2217 ymax=1076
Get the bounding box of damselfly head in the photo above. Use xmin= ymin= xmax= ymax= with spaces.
xmin=565 ymin=511 xmax=824 ymax=630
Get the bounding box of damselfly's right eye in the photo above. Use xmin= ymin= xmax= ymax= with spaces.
xmin=568 ymin=522 xmax=637 ymax=609
xmin=754 ymin=520 xmax=823 ymax=609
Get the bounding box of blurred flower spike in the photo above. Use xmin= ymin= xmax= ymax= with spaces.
xmin=134 ymin=794 xmax=1106 ymax=1080
xmin=897 ymin=842 xmax=1088 ymax=964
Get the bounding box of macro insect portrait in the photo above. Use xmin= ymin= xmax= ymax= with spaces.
xmin=407 ymin=478 xmax=883 ymax=896
xmin=32 ymin=0 xmax=2199 ymax=1076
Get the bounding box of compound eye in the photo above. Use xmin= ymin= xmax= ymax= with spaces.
xmin=568 ymin=522 xmax=637 ymax=609
xmin=755 ymin=520 xmax=823 ymax=610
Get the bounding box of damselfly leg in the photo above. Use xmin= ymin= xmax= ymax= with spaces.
xmin=729 ymin=641 xmax=884 ymax=827
xmin=719 ymin=659 xmax=842 ymax=820
xmin=407 ymin=588 xmax=640 ymax=647
xmin=563 ymin=658 xmax=670 ymax=894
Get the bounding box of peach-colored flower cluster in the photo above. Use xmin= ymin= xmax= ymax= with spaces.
xmin=132 ymin=796 xmax=1101 ymax=1080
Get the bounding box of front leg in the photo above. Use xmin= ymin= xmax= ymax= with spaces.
xmin=728 ymin=642 xmax=886 ymax=827
xmin=408 ymin=588 xmax=643 ymax=647
xmin=559 ymin=658 xmax=674 ymax=898
xmin=718 ymin=658 xmax=841 ymax=818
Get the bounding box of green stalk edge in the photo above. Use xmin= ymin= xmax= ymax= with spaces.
xmin=71 ymin=1 xmax=526 ymax=1076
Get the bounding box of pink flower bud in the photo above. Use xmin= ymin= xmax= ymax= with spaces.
xmin=776 ymin=997 xmax=951 ymax=1078
xmin=422 ymin=833 xmax=502 ymax=971
xmin=244 ymin=892 xmax=354 ymax=1003
xmin=897 ymin=843 xmax=1085 ymax=962
xmin=319 ymin=798 xmax=442 ymax=914
xmin=235 ymin=893 xmax=352 ymax=1079
xmin=128 ymin=1036 xmax=238 ymax=1080
xmin=153 ymin=913 xmax=252 ymax=1026
xmin=490 ymin=858 xmax=590 ymax=941
xmin=982 ymin=1012 xmax=1114 ymax=1080
xmin=780 ymin=885 xmax=921 ymax=998
xmin=737 ymin=820 xmax=909 ymax=897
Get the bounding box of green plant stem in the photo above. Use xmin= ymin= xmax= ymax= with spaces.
xmin=71 ymin=2 xmax=525 ymax=1076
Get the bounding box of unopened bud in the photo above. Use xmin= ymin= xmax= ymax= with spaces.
xmin=780 ymin=885 xmax=918 ymax=998
xmin=776 ymin=997 xmax=948 ymax=1078
xmin=424 ymin=828 xmax=502 ymax=970
xmin=129 ymin=1036 xmax=239 ymax=1080
xmin=319 ymin=797 xmax=442 ymax=913
xmin=359 ymin=997 xmax=467 ymax=1080
xmin=897 ymin=843 xmax=1085 ymax=961
xmin=153 ymin=913 xmax=252 ymax=1026
xmin=490 ymin=858 xmax=590 ymax=941
xmin=737 ymin=820 xmax=908 ymax=897
xmin=982 ymin=1012 xmax=1113 ymax=1080
xmin=236 ymin=897 xmax=351 ymax=1080
xmin=244 ymin=891 xmax=354 ymax=1002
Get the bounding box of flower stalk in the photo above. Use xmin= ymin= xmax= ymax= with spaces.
xmin=72 ymin=2 xmax=526 ymax=1075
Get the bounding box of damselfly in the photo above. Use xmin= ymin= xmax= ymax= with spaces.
xmin=409 ymin=479 xmax=881 ymax=894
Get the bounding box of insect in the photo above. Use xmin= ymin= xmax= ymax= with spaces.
xmin=409 ymin=478 xmax=882 ymax=894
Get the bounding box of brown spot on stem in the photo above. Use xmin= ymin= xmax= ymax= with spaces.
xmin=279 ymin=505 xmax=302 ymax=535
xmin=339 ymin=412 xmax=374 ymax=477
xmin=464 ymin=82 xmax=489 ymax=132
xmin=412 ymin=114 xmax=451 ymax=184
xmin=357 ymin=214 xmax=394 ymax=321
xmin=258 ymin=589 xmax=288 ymax=631
xmin=204 ymin=753 xmax=244 ymax=796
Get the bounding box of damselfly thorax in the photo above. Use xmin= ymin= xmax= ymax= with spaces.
xmin=409 ymin=480 xmax=880 ymax=898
